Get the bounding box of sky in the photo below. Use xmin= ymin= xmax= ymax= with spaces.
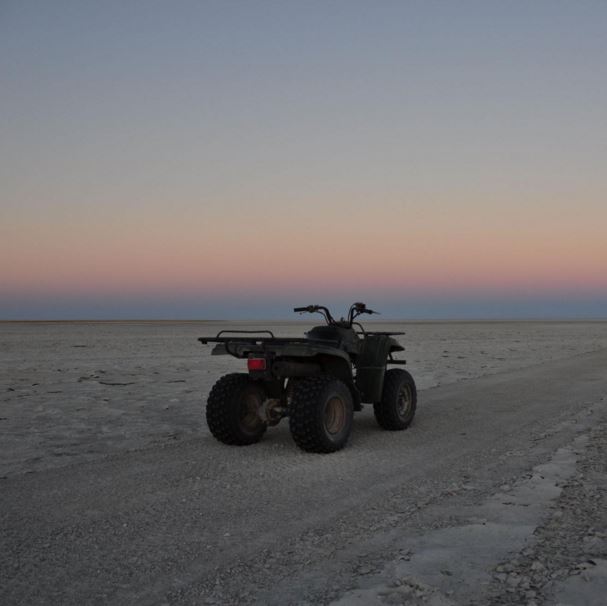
xmin=1 ymin=1 xmax=606 ymax=319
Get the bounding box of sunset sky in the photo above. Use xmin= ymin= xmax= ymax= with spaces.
xmin=2 ymin=1 xmax=606 ymax=319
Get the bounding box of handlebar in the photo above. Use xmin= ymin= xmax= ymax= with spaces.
xmin=293 ymin=302 xmax=379 ymax=326
xmin=293 ymin=304 xmax=335 ymax=324
xmin=348 ymin=302 xmax=379 ymax=323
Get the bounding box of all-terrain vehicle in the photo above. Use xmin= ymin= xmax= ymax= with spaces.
xmin=199 ymin=303 xmax=417 ymax=453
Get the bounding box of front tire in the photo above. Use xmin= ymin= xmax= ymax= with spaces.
xmin=289 ymin=376 xmax=354 ymax=453
xmin=206 ymin=373 xmax=267 ymax=445
xmin=374 ymin=369 xmax=417 ymax=430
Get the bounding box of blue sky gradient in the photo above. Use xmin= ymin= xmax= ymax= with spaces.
xmin=2 ymin=1 xmax=606 ymax=319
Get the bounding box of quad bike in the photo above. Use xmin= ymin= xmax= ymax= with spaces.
xmin=199 ymin=303 xmax=417 ymax=453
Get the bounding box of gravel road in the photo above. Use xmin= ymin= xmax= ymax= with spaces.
xmin=2 ymin=348 xmax=606 ymax=605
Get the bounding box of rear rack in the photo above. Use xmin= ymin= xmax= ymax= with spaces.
xmin=198 ymin=332 xmax=406 ymax=364
xmin=198 ymin=336 xmax=338 ymax=345
xmin=216 ymin=329 xmax=276 ymax=338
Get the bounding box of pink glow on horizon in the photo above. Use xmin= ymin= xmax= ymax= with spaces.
xmin=4 ymin=234 xmax=606 ymax=300
xmin=4 ymin=190 xmax=607 ymax=302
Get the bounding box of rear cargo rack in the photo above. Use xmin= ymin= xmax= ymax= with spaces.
xmin=216 ymin=329 xmax=276 ymax=338
xmin=198 ymin=336 xmax=338 ymax=345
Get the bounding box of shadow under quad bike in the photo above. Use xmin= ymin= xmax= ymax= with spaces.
xmin=198 ymin=302 xmax=417 ymax=453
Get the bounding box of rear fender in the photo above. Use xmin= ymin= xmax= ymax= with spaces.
xmin=316 ymin=354 xmax=361 ymax=410
xmin=210 ymin=343 xmax=228 ymax=355
xmin=316 ymin=354 xmax=353 ymax=384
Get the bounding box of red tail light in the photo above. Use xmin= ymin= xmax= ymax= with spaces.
xmin=247 ymin=358 xmax=267 ymax=371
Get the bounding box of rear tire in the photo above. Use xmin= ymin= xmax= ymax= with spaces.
xmin=206 ymin=373 xmax=267 ymax=445
xmin=373 ymin=369 xmax=417 ymax=430
xmin=289 ymin=376 xmax=354 ymax=453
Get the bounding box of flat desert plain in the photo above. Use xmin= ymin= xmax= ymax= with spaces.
xmin=2 ymin=321 xmax=607 ymax=605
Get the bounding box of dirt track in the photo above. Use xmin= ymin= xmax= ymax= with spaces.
xmin=2 ymin=347 xmax=606 ymax=605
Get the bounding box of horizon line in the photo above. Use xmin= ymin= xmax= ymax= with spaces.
xmin=2 ymin=317 xmax=607 ymax=324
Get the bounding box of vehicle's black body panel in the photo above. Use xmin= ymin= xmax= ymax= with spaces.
xmin=200 ymin=303 xmax=417 ymax=452
xmin=198 ymin=304 xmax=407 ymax=403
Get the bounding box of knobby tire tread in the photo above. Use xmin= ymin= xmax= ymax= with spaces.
xmin=373 ymin=368 xmax=417 ymax=431
xmin=206 ymin=373 xmax=266 ymax=445
xmin=289 ymin=375 xmax=353 ymax=453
